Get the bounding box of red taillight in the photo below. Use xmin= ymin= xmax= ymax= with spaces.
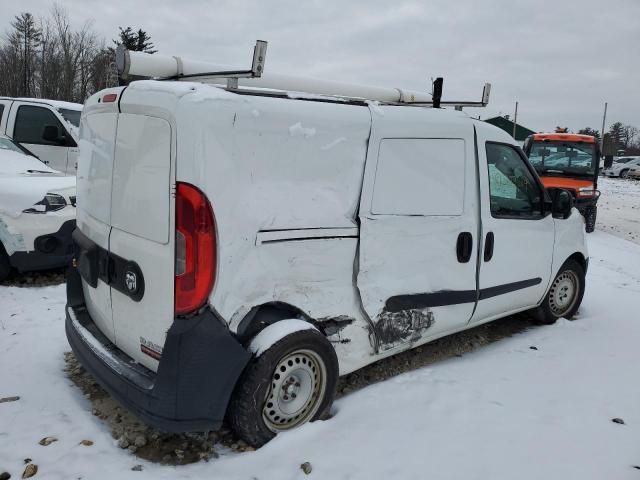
xmin=174 ymin=182 xmax=216 ymax=316
xmin=102 ymin=93 xmax=118 ymax=103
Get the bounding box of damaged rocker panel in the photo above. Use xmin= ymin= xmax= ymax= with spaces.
xmin=374 ymin=308 xmax=435 ymax=352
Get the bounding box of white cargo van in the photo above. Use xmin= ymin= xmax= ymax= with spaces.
xmin=0 ymin=97 xmax=82 ymax=174
xmin=66 ymin=47 xmax=587 ymax=447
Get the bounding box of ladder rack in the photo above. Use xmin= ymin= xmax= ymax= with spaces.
xmin=115 ymin=41 xmax=491 ymax=109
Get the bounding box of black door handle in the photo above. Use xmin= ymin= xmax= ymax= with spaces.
xmin=456 ymin=232 xmax=473 ymax=263
xmin=484 ymin=232 xmax=494 ymax=262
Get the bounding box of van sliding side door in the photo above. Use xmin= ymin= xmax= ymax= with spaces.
xmin=356 ymin=107 xmax=480 ymax=354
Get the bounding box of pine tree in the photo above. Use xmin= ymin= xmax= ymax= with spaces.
xmin=113 ymin=27 xmax=156 ymax=54
xmin=10 ymin=12 xmax=41 ymax=96
xmin=577 ymin=127 xmax=600 ymax=139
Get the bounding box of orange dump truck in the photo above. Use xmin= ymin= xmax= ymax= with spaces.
xmin=523 ymin=133 xmax=600 ymax=233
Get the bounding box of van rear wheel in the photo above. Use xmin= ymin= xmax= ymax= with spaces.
xmin=227 ymin=327 xmax=338 ymax=448
xmin=531 ymin=259 xmax=585 ymax=325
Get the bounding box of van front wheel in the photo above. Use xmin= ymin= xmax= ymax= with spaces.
xmin=228 ymin=328 xmax=338 ymax=448
xmin=531 ymin=259 xmax=585 ymax=325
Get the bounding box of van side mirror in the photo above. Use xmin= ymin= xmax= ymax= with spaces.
xmin=548 ymin=188 xmax=574 ymax=219
xmin=42 ymin=125 xmax=65 ymax=145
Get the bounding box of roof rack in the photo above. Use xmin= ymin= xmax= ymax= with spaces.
xmin=116 ymin=40 xmax=491 ymax=109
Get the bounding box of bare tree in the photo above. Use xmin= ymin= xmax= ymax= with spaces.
xmin=11 ymin=13 xmax=41 ymax=96
xmin=0 ymin=6 xmax=155 ymax=101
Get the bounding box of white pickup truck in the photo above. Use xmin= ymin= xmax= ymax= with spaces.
xmin=0 ymin=97 xmax=82 ymax=175
xmin=0 ymin=135 xmax=76 ymax=280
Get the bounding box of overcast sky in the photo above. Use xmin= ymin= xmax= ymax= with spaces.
xmin=4 ymin=0 xmax=640 ymax=132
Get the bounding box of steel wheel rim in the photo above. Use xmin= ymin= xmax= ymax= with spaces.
xmin=548 ymin=270 xmax=579 ymax=317
xmin=262 ymin=349 xmax=327 ymax=432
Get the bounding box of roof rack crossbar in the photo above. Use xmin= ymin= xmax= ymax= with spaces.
xmin=116 ymin=40 xmax=491 ymax=108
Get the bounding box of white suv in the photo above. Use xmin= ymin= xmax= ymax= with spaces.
xmin=66 ymin=81 xmax=588 ymax=447
xmin=0 ymin=135 xmax=76 ymax=280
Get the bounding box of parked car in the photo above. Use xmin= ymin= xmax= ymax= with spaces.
xmin=0 ymin=97 xmax=82 ymax=175
xmin=0 ymin=135 xmax=76 ymax=281
xmin=627 ymin=165 xmax=640 ymax=179
xmin=66 ymin=79 xmax=587 ymax=448
xmin=601 ymin=156 xmax=640 ymax=178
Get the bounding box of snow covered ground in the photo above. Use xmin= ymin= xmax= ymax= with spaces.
xmin=597 ymin=176 xmax=640 ymax=245
xmin=2 ymin=188 xmax=640 ymax=479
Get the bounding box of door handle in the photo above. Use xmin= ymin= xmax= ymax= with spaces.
xmin=456 ymin=232 xmax=473 ymax=263
xmin=484 ymin=232 xmax=494 ymax=262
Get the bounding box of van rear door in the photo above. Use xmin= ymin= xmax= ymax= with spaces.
xmin=108 ymin=112 xmax=175 ymax=370
xmin=77 ymin=89 xmax=175 ymax=371
xmin=357 ymin=107 xmax=480 ymax=353
xmin=76 ymin=104 xmax=119 ymax=342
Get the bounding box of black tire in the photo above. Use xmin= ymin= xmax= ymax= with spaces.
xmin=584 ymin=205 xmax=597 ymax=233
xmin=0 ymin=243 xmax=11 ymax=282
xmin=620 ymin=169 xmax=629 ymax=178
xmin=531 ymin=259 xmax=585 ymax=325
xmin=227 ymin=327 xmax=339 ymax=448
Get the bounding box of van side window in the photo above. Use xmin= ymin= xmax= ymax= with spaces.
xmin=13 ymin=105 xmax=68 ymax=145
xmin=371 ymin=138 xmax=465 ymax=216
xmin=486 ymin=142 xmax=542 ymax=218
xmin=0 ymin=104 xmax=4 ymax=121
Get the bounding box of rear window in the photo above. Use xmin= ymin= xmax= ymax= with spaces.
xmin=59 ymin=108 xmax=81 ymax=127
xmin=371 ymin=138 xmax=465 ymax=216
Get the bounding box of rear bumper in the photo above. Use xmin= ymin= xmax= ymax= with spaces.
xmin=9 ymin=219 xmax=76 ymax=272
xmin=65 ymin=263 xmax=250 ymax=432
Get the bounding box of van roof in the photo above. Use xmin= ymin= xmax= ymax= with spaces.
xmin=0 ymin=97 xmax=83 ymax=111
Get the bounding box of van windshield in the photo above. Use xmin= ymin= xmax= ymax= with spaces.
xmin=59 ymin=108 xmax=81 ymax=127
xmin=528 ymin=141 xmax=596 ymax=177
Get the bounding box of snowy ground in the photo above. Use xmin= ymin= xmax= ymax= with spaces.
xmin=597 ymin=176 xmax=640 ymax=244
xmin=2 ymin=183 xmax=640 ymax=479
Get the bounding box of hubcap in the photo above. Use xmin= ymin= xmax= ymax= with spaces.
xmin=262 ymin=349 xmax=327 ymax=432
xmin=548 ymin=270 xmax=579 ymax=317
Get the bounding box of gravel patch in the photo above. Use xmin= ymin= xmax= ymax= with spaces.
xmin=0 ymin=268 xmax=66 ymax=287
xmin=64 ymin=311 xmax=539 ymax=464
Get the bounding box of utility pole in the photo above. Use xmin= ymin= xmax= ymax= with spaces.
xmin=600 ymin=102 xmax=608 ymax=152
xmin=512 ymin=101 xmax=519 ymax=139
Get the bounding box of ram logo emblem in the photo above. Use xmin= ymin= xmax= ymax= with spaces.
xmin=125 ymin=270 xmax=138 ymax=293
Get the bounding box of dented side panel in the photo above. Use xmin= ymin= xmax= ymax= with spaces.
xmin=357 ymin=107 xmax=481 ymax=353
